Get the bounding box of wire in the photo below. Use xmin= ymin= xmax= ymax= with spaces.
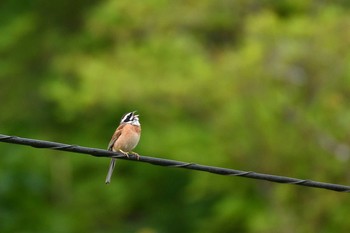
xmin=0 ymin=133 xmax=349 ymax=193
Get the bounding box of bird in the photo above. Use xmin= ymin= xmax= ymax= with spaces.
xmin=105 ymin=111 xmax=141 ymax=184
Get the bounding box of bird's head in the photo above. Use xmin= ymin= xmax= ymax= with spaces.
xmin=120 ymin=111 xmax=140 ymax=126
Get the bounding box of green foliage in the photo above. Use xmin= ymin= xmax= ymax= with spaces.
xmin=1 ymin=0 xmax=350 ymax=232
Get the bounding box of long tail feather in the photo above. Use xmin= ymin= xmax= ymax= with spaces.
xmin=105 ymin=158 xmax=117 ymax=184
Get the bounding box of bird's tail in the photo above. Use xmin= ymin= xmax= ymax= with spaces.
xmin=105 ymin=158 xmax=117 ymax=184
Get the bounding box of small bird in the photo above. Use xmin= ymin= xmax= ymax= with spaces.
xmin=105 ymin=111 xmax=141 ymax=184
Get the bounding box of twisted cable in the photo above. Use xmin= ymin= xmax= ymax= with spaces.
xmin=1 ymin=134 xmax=349 ymax=193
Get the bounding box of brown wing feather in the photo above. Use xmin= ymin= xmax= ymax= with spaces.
xmin=107 ymin=124 xmax=125 ymax=151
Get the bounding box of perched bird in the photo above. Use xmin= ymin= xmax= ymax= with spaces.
xmin=105 ymin=111 xmax=141 ymax=184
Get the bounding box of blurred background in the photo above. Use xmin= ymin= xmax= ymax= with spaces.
xmin=1 ymin=0 xmax=350 ymax=232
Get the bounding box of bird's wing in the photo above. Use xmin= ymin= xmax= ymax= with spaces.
xmin=107 ymin=124 xmax=125 ymax=151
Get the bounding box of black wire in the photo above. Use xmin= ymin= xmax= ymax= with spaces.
xmin=0 ymin=134 xmax=349 ymax=193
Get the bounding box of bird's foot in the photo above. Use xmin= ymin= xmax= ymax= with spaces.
xmin=118 ymin=149 xmax=130 ymax=158
xmin=130 ymin=151 xmax=140 ymax=160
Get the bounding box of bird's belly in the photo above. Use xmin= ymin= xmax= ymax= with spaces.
xmin=114 ymin=131 xmax=140 ymax=152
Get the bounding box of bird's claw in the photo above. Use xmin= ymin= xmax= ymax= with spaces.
xmin=118 ymin=149 xmax=130 ymax=158
xmin=118 ymin=150 xmax=140 ymax=160
xmin=130 ymin=151 xmax=140 ymax=160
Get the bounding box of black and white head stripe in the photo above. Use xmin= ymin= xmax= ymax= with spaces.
xmin=120 ymin=111 xmax=134 ymax=123
xmin=120 ymin=111 xmax=140 ymax=125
